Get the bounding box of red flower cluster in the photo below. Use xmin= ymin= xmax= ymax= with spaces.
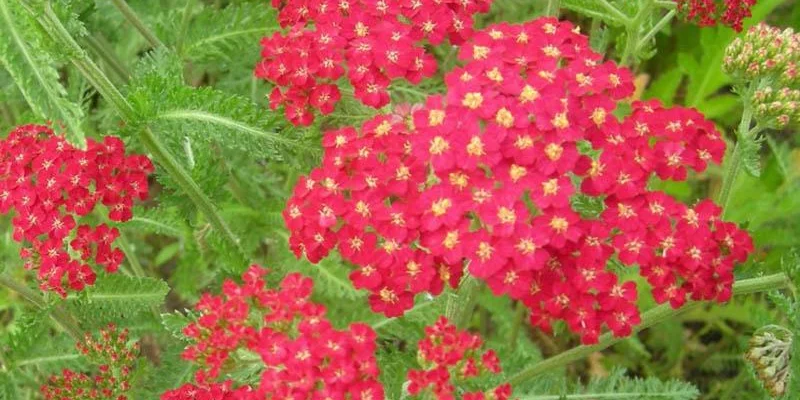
xmin=41 ymin=324 xmax=139 ymax=400
xmin=407 ymin=317 xmax=511 ymax=400
xmin=162 ymin=381 xmax=253 ymax=400
xmin=0 ymin=125 xmax=152 ymax=296
xmin=256 ymin=0 xmax=492 ymax=125
xmin=676 ymin=0 xmax=756 ymax=31
xmin=285 ymin=18 xmax=754 ymax=343
xmin=163 ymin=265 xmax=384 ymax=400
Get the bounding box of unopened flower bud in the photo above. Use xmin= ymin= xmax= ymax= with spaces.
xmin=752 ymin=87 xmax=800 ymax=128
xmin=724 ymin=24 xmax=800 ymax=86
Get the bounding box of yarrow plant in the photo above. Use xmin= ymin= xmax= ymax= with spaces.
xmin=41 ymin=324 xmax=139 ymax=400
xmin=162 ymin=265 xmax=385 ymax=399
xmin=675 ymin=0 xmax=757 ymax=31
xmin=255 ymin=0 xmax=493 ymax=125
xmin=285 ymin=17 xmax=754 ymax=344
xmin=407 ymin=317 xmax=511 ymax=400
xmin=0 ymin=124 xmax=152 ymax=296
xmin=1 ymin=0 xmax=798 ymax=399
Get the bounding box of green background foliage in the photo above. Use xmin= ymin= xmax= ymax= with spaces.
xmin=0 ymin=0 xmax=798 ymax=399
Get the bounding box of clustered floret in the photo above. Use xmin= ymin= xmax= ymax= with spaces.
xmin=0 ymin=125 xmax=152 ymax=296
xmin=255 ymin=0 xmax=492 ymax=126
xmin=285 ymin=18 xmax=754 ymax=344
xmin=41 ymin=324 xmax=139 ymax=400
xmin=407 ymin=317 xmax=511 ymax=400
xmin=724 ymin=24 xmax=800 ymax=128
xmin=161 ymin=265 xmax=384 ymax=400
xmin=676 ymin=0 xmax=756 ymax=31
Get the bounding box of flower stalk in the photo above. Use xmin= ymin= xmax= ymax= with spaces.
xmin=110 ymin=0 xmax=165 ymax=49
xmin=0 ymin=274 xmax=82 ymax=340
xmin=718 ymin=90 xmax=758 ymax=218
xmin=505 ymin=272 xmax=791 ymax=386
xmin=445 ymin=275 xmax=482 ymax=329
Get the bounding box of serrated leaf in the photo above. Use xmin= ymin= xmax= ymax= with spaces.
xmin=0 ymin=0 xmax=86 ymax=147
xmin=126 ymin=50 xmax=317 ymax=164
xmin=157 ymin=2 xmax=279 ymax=65
xmin=66 ymin=274 xmax=169 ymax=327
xmin=160 ymin=310 xmax=193 ymax=341
xmin=519 ymin=368 xmax=700 ymax=400
xmin=741 ymin=135 xmax=764 ymax=178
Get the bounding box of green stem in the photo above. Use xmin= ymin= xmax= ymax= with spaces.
xmin=718 ymin=102 xmax=754 ymax=218
xmin=84 ymin=34 xmax=131 ymax=83
xmin=505 ymin=273 xmax=791 ymax=386
xmin=0 ymin=274 xmax=82 ymax=340
xmin=655 ymin=0 xmax=677 ymax=8
xmin=34 ymin=4 xmax=246 ymax=259
xmin=620 ymin=0 xmax=654 ymax=66
xmin=110 ymin=0 xmax=165 ymax=49
xmin=597 ymin=0 xmax=632 ymax=23
xmin=445 ymin=275 xmax=481 ymax=329
xmin=545 ymin=0 xmax=561 ymax=17
xmin=83 ymin=34 xmax=130 ymax=83
xmin=509 ymin=301 xmax=527 ymax=351
xmin=636 ymin=10 xmax=676 ymax=52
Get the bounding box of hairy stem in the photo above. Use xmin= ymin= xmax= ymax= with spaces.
xmin=445 ymin=275 xmax=481 ymax=329
xmin=718 ymin=101 xmax=754 ymax=218
xmin=83 ymin=34 xmax=130 ymax=82
xmin=110 ymin=0 xmax=165 ymax=49
xmin=34 ymin=4 xmax=246 ymax=259
xmin=505 ymin=273 xmax=791 ymax=386
xmin=0 ymin=274 xmax=82 ymax=340
xmin=620 ymin=0 xmax=654 ymax=66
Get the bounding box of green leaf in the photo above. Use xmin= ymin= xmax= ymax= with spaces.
xmin=741 ymin=136 xmax=764 ymax=178
xmin=519 ymin=368 xmax=701 ymax=399
xmin=126 ymin=51 xmax=317 ymax=163
xmin=66 ymin=274 xmax=169 ymax=327
xmin=561 ymin=0 xmax=632 ymax=25
xmin=160 ymin=310 xmax=193 ymax=341
xmin=697 ymin=94 xmax=740 ymax=119
xmin=0 ymin=0 xmax=86 ymax=147
xmin=157 ymin=2 xmax=279 ymax=64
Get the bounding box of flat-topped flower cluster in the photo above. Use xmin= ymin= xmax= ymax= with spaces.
xmin=41 ymin=324 xmax=139 ymax=400
xmin=256 ymin=0 xmax=492 ymax=125
xmin=163 ymin=265 xmax=384 ymax=399
xmin=408 ymin=316 xmax=510 ymax=400
xmin=0 ymin=125 xmax=152 ymax=296
xmin=676 ymin=0 xmax=757 ymax=31
xmin=285 ymin=18 xmax=754 ymax=344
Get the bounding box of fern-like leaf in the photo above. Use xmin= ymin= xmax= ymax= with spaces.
xmin=0 ymin=0 xmax=86 ymax=146
xmin=520 ymin=368 xmax=701 ymax=400
xmin=157 ymin=2 xmax=279 ymax=65
xmin=66 ymin=273 xmax=169 ymax=328
xmin=126 ymin=51 xmax=317 ymax=163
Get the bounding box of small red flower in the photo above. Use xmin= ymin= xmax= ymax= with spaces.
xmin=0 ymin=125 xmax=152 ymax=296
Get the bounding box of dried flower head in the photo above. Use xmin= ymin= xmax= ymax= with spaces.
xmin=745 ymin=325 xmax=793 ymax=397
